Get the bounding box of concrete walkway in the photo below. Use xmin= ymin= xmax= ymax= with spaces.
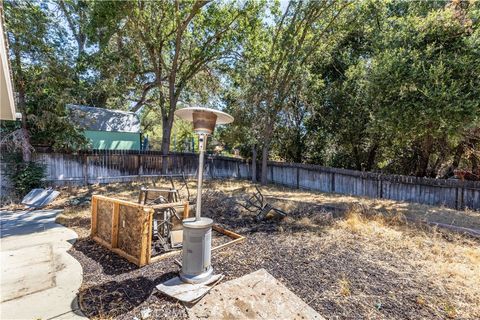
xmin=0 ymin=209 xmax=85 ymax=319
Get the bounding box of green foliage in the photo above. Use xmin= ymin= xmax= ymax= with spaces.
xmin=7 ymin=157 xmax=46 ymax=198
xmin=172 ymin=119 xmax=197 ymax=153
xmin=85 ymin=0 xmax=267 ymax=157
xmin=3 ymin=0 xmax=479 ymax=179
xmin=304 ymin=0 xmax=480 ymax=176
xmin=3 ymin=0 xmax=88 ymax=152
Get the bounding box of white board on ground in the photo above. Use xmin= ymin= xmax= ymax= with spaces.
xmin=156 ymin=274 xmax=224 ymax=303
xmin=21 ymin=188 xmax=60 ymax=208
xmin=187 ymin=268 xmax=324 ymax=320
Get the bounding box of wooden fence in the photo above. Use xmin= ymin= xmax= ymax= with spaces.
xmin=11 ymin=150 xmax=479 ymax=210
xmin=265 ymin=161 xmax=480 ymax=211
xmin=32 ymin=150 xmax=251 ymax=184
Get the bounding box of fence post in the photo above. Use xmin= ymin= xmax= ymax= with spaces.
xmin=331 ymin=172 xmax=335 ymax=192
xmin=455 ymin=186 xmax=459 ymax=209
xmin=459 ymin=186 xmax=465 ymax=210
xmin=297 ymin=167 xmax=300 ymax=189
xmin=82 ymin=153 xmax=88 ymax=185
xmin=379 ymin=176 xmax=383 ymax=199
xmin=138 ymin=153 xmax=143 ymax=176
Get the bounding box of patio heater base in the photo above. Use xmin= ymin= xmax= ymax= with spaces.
xmin=179 ymin=217 xmax=214 ymax=284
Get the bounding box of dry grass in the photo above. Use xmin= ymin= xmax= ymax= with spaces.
xmin=257 ymin=183 xmax=480 ymax=230
xmin=49 ymin=178 xmax=480 ymax=230
xmin=56 ymin=205 xmax=91 ymax=238
xmin=331 ymin=205 xmax=480 ymax=318
xmin=338 ymin=276 xmax=352 ymax=297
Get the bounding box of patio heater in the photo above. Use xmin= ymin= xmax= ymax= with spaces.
xmin=174 ymin=107 xmax=234 ymax=284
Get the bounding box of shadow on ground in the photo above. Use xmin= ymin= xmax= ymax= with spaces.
xmin=79 ymin=272 xmax=178 ymax=319
xmin=0 ymin=209 xmax=64 ymax=238
xmin=72 ymin=238 xmax=138 ymax=275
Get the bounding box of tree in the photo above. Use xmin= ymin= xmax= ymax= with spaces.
xmin=305 ymin=2 xmax=379 ymax=170
xmin=363 ymin=0 xmax=480 ymax=176
xmin=90 ymin=0 xmax=264 ymax=172
xmin=235 ymin=0 xmax=351 ymax=184
xmin=2 ymin=0 xmax=86 ymax=159
xmin=305 ymin=0 xmax=480 ymax=177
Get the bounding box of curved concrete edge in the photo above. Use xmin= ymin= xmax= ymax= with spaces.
xmin=1 ymin=210 xmax=87 ymax=319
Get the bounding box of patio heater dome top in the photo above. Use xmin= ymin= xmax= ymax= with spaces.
xmin=175 ymin=107 xmax=234 ymax=124
xmin=175 ymin=107 xmax=234 ymax=135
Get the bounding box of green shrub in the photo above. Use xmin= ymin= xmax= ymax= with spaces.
xmin=8 ymin=160 xmax=46 ymax=198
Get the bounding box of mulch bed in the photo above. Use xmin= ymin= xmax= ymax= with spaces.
xmin=69 ymin=190 xmax=478 ymax=319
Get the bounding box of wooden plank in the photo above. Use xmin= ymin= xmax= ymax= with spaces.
xmin=150 ymin=250 xmax=181 ymax=263
xmin=91 ymin=196 xmax=98 ymax=236
xmin=212 ymin=237 xmax=245 ymax=251
xmin=111 ymin=248 xmax=140 ymax=266
xmin=183 ymin=202 xmax=189 ymax=219
xmin=212 ymin=224 xmax=246 ymax=251
xmin=139 ymin=208 xmax=152 ymax=267
xmin=142 ymin=188 xmax=178 ymax=193
xmin=92 ymin=235 xmax=112 ymax=249
xmin=93 ymin=195 xmax=146 ymax=208
xmin=212 ymin=225 xmax=244 ymax=239
xmin=111 ymin=202 xmax=120 ymax=248
xmin=146 ymin=209 xmax=153 ymax=265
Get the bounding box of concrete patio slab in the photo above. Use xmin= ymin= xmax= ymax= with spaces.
xmin=0 ymin=209 xmax=86 ymax=319
xmin=1 ymin=244 xmax=55 ymax=302
xmin=187 ymin=268 xmax=324 ymax=320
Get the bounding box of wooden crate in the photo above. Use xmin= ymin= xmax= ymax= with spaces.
xmin=91 ymin=195 xmax=188 ymax=266
xmin=91 ymin=195 xmax=245 ymax=267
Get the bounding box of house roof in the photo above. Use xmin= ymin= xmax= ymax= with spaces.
xmin=67 ymin=104 xmax=141 ymax=133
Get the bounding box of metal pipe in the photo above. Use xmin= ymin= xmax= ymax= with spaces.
xmin=195 ymin=133 xmax=207 ymax=220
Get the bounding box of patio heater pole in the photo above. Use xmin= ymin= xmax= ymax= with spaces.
xmin=195 ymin=133 xmax=207 ymax=221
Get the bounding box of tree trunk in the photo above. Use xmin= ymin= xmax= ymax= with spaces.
xmin=416 ymin=151 xmax=431 ymax=177
xmin=365 ymin=144 xmax=378 ymax=171
xmin=471 ymin=153 xmax=479 ymax=175
xmin=251 ymin=145 xmax=257 ymax=183
xmin=161 ymin=117 xmax=173 ymax=174
xmin=415 ymin=137 xmax=433 ymax=177
xmin=261 ymin=144 xmax=269 ymax=185
xmin=352 ymin=145 xmax=362 ymax=170
xmin=294 ymin=131 xmax=303 ymax=163
xmin=20 ymin=108 xmax=31 ymax=163
xmin=443 ymin=144 xmax=464 ymax=178
xmin=13 ymin=43 xmax=31 ymax=162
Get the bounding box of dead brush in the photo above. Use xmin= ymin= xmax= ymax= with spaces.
xmin=338 ymin=275 xmax=351 ymax=297
xmin=340 ymin=203 xmax=407 ymax=234
xmin=57 ymin=180 xmax=479 ymax=319
xmin=337 ymin=204 xmax=480 ymax=318
xmin=202 ymin=190 xmax=239 ymax=218
xmin=340 ymin=204 xmax=385 ymax=234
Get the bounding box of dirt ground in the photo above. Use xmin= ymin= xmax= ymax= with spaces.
xmin=47 ymin=179 xmax=480 ymax=319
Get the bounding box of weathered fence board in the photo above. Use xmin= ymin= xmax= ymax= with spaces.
xmin=1 ymin=150 xmax=475 ymax=210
